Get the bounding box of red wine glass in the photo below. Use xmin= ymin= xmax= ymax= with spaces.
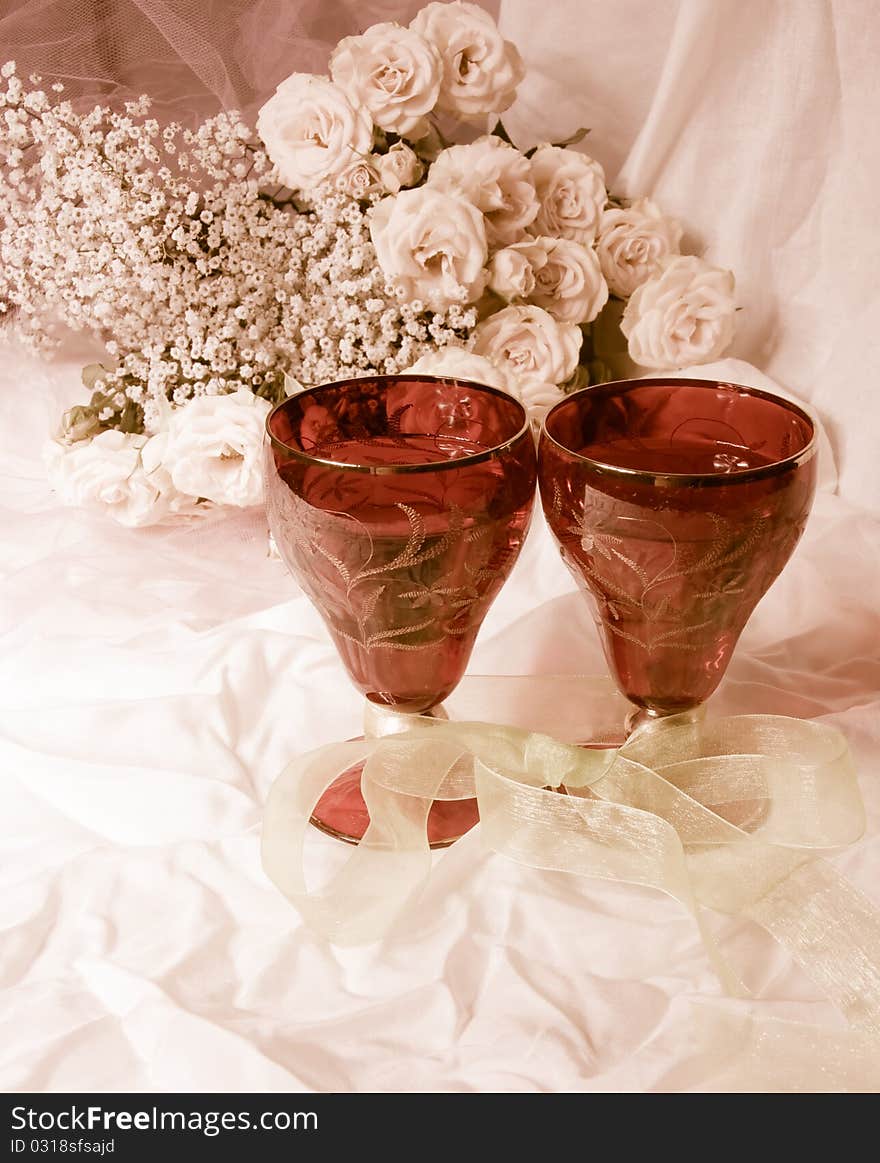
xmin=265 ymin=374 xmax=537 ymax=846
xmin=538 ymin=378 xmax=817 ymax=732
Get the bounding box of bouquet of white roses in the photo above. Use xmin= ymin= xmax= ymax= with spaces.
xmin=0 ymin=0 xmax=737 ymax=528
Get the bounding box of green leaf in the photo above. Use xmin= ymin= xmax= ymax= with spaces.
xmin=586 ymin=358 xmax=615 ymax=387
xmin=563 ymin=364 xmax=591 ymax=394
xmin=551 ymin=126 xmax=590 ymax=149
xmin=371 ymin=127 xmax=391 ymax=155
xmin=81 ymin=362 xmax=109 ymax=390
xmin=253 ymin=374 xmax=289 ymax=406
xmin=118 ymin=399 xmax=145 ymax=435
xmin=60 ymin=404 xmax=102 ymax=443
xmin=525 ymin=127 xmax=591 ymax=159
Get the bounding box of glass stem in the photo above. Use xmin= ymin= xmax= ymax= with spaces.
xmin=624 ymin=705 xmax=704 ymax=738
xmin=363 ymin=699 xmax=448 ymax=740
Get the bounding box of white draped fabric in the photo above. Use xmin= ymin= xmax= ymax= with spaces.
xmin=501 ymin=0 xmax=880 ymax=509
xmin=1 ymin=0 xmax=879 ymax=1093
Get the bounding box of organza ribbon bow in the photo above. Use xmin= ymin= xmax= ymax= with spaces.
xmin=262 ymin=676 xmax=880 ymax=1060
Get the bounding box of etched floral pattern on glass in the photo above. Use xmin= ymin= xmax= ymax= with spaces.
xmin=539 ymin=378 xmax=817 ymax=715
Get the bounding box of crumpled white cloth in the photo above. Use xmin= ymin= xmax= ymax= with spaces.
xmin=1 ymin=338 xmax=878 ymax=1092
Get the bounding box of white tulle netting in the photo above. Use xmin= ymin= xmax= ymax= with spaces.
xmin=0 ymin=0 xmax=497 ymax=117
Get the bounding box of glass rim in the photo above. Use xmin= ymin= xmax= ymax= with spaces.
xmin=540 ymin=377 xmax=818 ymax=486
xmin=265 ymin=374 xmax=532 ymax=475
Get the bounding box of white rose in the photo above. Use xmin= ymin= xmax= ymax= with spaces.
xmin=256 ymin=74 xmax=373 ymax=189
xmin=403 ymin=347 xmax=515 ymax=393
xmin=335 ymin=156 xmax=381 ymax=199
xmin=45 ymin=429 xmax=171 ymax=527
xmin=515 ymin=378 xmax=565 ymax=424
xmin=369 ymin=186 xmax=487 ymax=307
xmin=406 ymin=339 xmax=561 ymax=425
xmin=473 ymin=304 xmax=581 ymax=387
xmin=138 ymin=436 xmax=210 ymax=519
xmin=621 ymin=255 xmax=737 ymax=369
xmin=330 ymin=22 xmax=441 ymax=137
xmin=596 ymin=197 xmax=683 ymax=298
xmin=487 ymin=240 xmax=545 ymax=300
xmin=525 ymin=236 xmax=608 ymax=324
xmin=427 ymin=136 xmax=539 ymax=248
xmin=411 ymin=1 xmax=524 ymax=118
xmin=158 ymin=389 xmax=272 ymax=507
xmin=530 ymin=146 xmax=607 ymax=244
xmin=375 ymin=141 xmax=424 ymax=193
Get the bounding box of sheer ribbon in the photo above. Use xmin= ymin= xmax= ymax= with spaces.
xmin=262 ymin=676 xmax=880 ymax=1077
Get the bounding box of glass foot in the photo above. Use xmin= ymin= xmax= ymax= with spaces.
xmin=310 ymin=760 xmax=480 ymax=849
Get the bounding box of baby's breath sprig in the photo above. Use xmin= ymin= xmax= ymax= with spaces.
xmin=0 ymin=63 xmax=476 ymax=442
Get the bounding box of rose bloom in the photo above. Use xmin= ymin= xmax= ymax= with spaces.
xmin=413 ymin=338 xmax=566 ymax=425
xmin=330 ymin=22 xmax=441 ymax=137
xmin=530 ymin=145 xmax=607 ymax=244
xmin=403 ymin=346 xmax=516 ymax=393
xmin=405 ymin=346 xmax=554 ymax=426
xmin=411 ymin=1 xmax=524 ymax=117
xmin=596 ymin=197 xmax=683 ymax=298
xmin=45 ymin=430 xmax=174 ymax=527
xmin=335 ymin=157 xmax=382 ymax=199
xmin=472 ymin=303 xmax=581 ymax=387
xmin=515 ymin=377 xmax=565 ymax=423
xmin=391 ymin=348 xmax=519 ymax=439
xmin=154 ymin=389 xmax=272 ymax=507
xmin=257 ymin=74 xmax=372 ymax=189
xmin=621 ymin=255 xmax=736 ymax=369
xmin=375 ymin=141 xmax=424 ymax=194
xmin=526 ymin=236 xmax=608 ymax=324
xmin=427 ymin=136 xmax=539 ymax=248
xmin=487 ymin=239 xmax=546 ymax=300
xmin=369 ymin=186 xmax=488 ymax=307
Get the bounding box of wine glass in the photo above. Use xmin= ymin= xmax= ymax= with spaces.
xmin=265 ymin=374 xmax=537 ymax=847
xmin=538 ymin=377 xmax=817 ymax=733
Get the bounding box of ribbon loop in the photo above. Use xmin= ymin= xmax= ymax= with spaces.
xmin=262 ymin=677 xmax=879 ymax=1043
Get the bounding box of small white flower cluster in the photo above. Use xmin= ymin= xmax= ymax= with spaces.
xmin=0 ymin=63 xmax=473 ymax=425
xmin=1 ymin=2 xmax=741 ymax=528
